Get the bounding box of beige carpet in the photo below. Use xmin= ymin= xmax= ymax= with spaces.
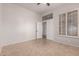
xmin=1 ymin=39 xmax=79 ymax=56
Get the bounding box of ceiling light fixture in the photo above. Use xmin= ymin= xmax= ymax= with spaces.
xmin=37 ymin=3 xmax=50 ymax=6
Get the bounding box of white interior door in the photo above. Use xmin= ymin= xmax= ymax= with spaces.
xmin=37 ymin=22 xmax=42 ymax=39
xmin=47 ymin=19 xmax=54 ymax=39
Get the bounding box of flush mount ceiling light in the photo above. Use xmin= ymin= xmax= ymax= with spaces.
xmin=37 ymin=3 xmax=50 ymax=6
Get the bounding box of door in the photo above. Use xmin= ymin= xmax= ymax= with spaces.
xmin=42 ymin=22 xmax=47 ymax=39
xmin=47 ymin=19 xmax=54 ymax=39
xmin=36 ymin=22 xmax=42 ymax=39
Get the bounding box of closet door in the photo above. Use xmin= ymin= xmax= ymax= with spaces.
xmin=67 ymin=10 xmax=78 ymax=36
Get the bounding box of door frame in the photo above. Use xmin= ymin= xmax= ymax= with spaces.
xmin=42 ymin=20 xmax=48 ymax=39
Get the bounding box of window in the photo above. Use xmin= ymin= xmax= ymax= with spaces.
xmin=42 ymin=13 xmax=53 ymax=21
xmin=59 ymin=10 xmax=78 ymax=36
xmin=59 ymin=13 xmax=66 ymax=35
xmin=67 ymin=10 xmax=78 ymax=36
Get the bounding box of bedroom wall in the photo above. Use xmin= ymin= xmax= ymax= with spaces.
xmin=1 ymin=4 xmax=40 ymax=47
xmin=0 ymin=4 xmax=2 ymax=54
xmin=42 ymin=4 xmax=79 ymax=47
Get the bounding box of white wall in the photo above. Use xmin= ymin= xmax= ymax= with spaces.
xmin=0 ymin=4 xmax=40 ymax=48
xmin=0 ymin=3 xmax=2 ymax=54
xmin=42 ymin=4 xmax=79 ymax=47
xmin=53 ymin=4 xmax=79 ymax=47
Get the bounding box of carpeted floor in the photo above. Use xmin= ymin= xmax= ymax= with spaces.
xmin=1 ymin=39 xmax=79 ymax=56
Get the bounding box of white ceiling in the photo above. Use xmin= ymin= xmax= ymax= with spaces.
xmin=16 ymin=3 xmax=64 ymax=14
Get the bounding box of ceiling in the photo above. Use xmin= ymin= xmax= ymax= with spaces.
xmin=16 ymin=3 xmax=64 ymax=14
